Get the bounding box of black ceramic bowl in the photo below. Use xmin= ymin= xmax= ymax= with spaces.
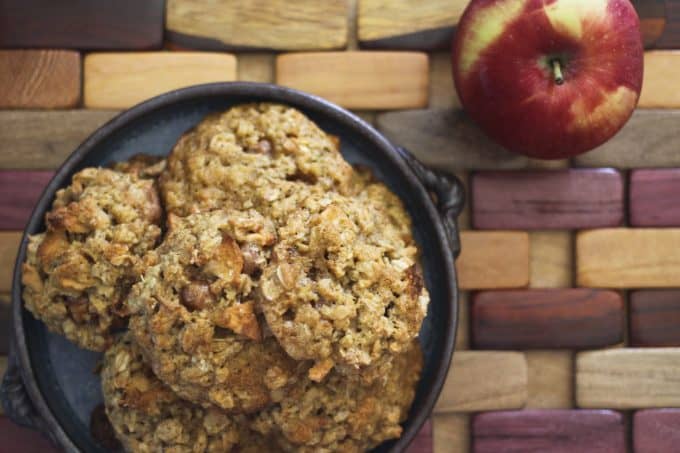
xmin=0 ymin=82 xmax=463 ymax=453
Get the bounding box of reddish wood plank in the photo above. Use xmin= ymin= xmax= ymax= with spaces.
xmin=0 ymin=418 xmax=59 ymax=453
xmin=630 ymin=290 xmax=680 ymax=346
xmin=0 ymin=50 xmax=80 ymax=108
xmin=630 ymin=169 xmax=680 ymax=226
xmin=406 ymin=419 xmax=433 ymax=453
xmin=634 ymin=409 xmax=680 ymax=453
xmin=471 ymin=169 xmax=624 ymax=230
xmin=0 ymin=0 xmax=164 ymax=49
xmin=473 ymin=410 xmax=626 ymax=453
xmin=472 ymin=289 xmax=623 ymax=349
xmin=0 ymin=171 xmax=53 ymax=230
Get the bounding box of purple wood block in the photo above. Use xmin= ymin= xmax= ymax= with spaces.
xmin=0 ymin=171 xmax=53 ymax=230
xmin=472 ymin=169 xmax=624 ymax=229
xmin=473 ymin=410 xmax=626 ymax=453
xmin=630 ymin=169 xmax=680 ymax=226
xmin=630 ymin=290 xmax=680 ymax=346
xmin=0 ymin=418 xmax=60 ymax=453
xmin=406 ymin=419 xmax=432 ymax=453
xmin=634 ymin=409 xmax=680 ymax=453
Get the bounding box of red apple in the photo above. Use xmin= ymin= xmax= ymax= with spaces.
xmin=452 ymin=0 xmax=644 ymax=159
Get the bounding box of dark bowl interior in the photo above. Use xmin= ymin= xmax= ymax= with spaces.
xmin=11 ymin=82 xmax=457 ymax=452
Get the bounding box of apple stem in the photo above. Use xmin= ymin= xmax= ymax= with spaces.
xmin=551 ymin=59 xmax=565 ymax=85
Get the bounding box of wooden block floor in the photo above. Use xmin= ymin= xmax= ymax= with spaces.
xmin=2 ymin=0 xmax=680 ymax=451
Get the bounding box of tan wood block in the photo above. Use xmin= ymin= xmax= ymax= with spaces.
xmin=0 ymin=232 xmax=21 ymax=293
xmin=0 ymin=110 xmax=119 ymax=170
xmin=236 ymin=54 xmax=274 ymax=83
xmin=429 ymin=52 xmax=461 ymax=109
xmin=526 ymin=158 xmax=571 ymax=169
xmin=0 ymin=50 xmax=80 ymax=109
xmin=457 ymin=231 xmax=530 ymax=290
xmin=577 ymin=228 xmax=680 ymax=288
xmin=433 ymin=413 xmax=470 ymax=453
xmin=577 ymin=348 xmax=680 ymax=408
xmin=84 ymin=52 xmax=237 ymax=109
xmin=639 ymin=51 xmax=680 ymax=108
xmin=347 ymin=0 xmax=359 ymax=50
xmin=456 ymin=292 xmax=470 ymax=350
xmin=276 ymin=51 xmax=429 ymax=110
xmin=525 ymin=351 xmax=574 ymax=408
xmin=530 ymin=231 xmax=574 ymax=288
xmin=165 ymin=0 xmax=348 ymax=51
xmin=435 ymin=351 xmax=528 ymax=413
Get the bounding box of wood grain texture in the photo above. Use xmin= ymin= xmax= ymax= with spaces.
xmin=530 ymin=231 xmax=573 ymax=288
xmin=456 ymin=292 xmax=470 ymax=350
xmin=0 ymin=417 xmax=59 ymax=452
xmin=0 ymin=110 xmax=118 ymax=170
xmin=0 ymin=0 xmax=162 ymax=49
xmin=634 ymin=409 xmax=680 ymax=453
xmin=276 ymin=52 xmax=429 ymax=110
xmin=433 ymin=413 xmax=470 ymax=453
xmin=435 ymin=351 xmax=528 ymax=413
xmin=0 ymin=171 xmax=53 ymax=230
xmin=575 ymin=110 xmax=680 ymax=168
xmin=236 ymin=54 xmax=275 ymax=83
xmin=577 ymin=229 xmax=680 ymax=288
xmin=525 ymin=351 xmax=574 ymax=409
xmin=457 ymin=231 xmax=530 ymax=290
xmin=405 ymin=420 xmax=433 ymax=453
xmin=471 ymin=169 xmax=624 ymax=230
xmin=473 ymin=410 xmax=626 ymax=453
xmin=577 ymin=348 xmax=680 ymax=408
xmin=429 ymin=52 xmax=461 ymax=109
xmin=376 ymin=109 xmax=529 ymax=172
xmin=358 ymin=0 xmax=467 ymax=49
xmin=630 ymin=290 xmax=680 ymax=346
xmin=0 ymin=50 xmax=80 ymax=108
xmin=166 ymin=0 xmax=348 ymax=51
xmin=0 ymin=293 xmax=9 ymax=356
xmin=630 ymin=169 xmax=680 ymax=226
xmin=472 ymin=289 xmax=623 ymax=349
xmin=0 ymin=232 xmax=21 ymax=293
xmin=639 ymin=51 xmax=680 ymax=108
xmin=84 ymin=52 xmax=237 ymax=109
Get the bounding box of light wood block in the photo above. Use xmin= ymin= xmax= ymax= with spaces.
xmin=0 ymin=110 xmax=118 ymax=169
xmin=575 ymin=110 xmax=680 ymax=168
xmin=577 ymin=228 xmax=680 ymax=288
xmin=530 ymin=232 xmax=573 ymax=288
xmin=236 ymin=54 xmax=275 ymax=83
xmin=358 ymin=0 xmax=467 ymax=49
xmin=376 ymin=109 xmax=529 ymax=171
xmin=639 ymin=51 xmax=680 ymax=108
xmin=577 ymin=348 xmax=680 ymax=408
xmin=0 ymin=50 xmax=80 ymax=108
xmin=165 ymin=0 xmax=348 ymax=51
xmin=457 ymin=232 xmax=530 ymax=290
xmin=429 ymin=52 xmax=461 ymax=109
xmin=276 ymin=51 xmax=429 ymax=110
xmin=0 ymin=232 xmax=21 ymax=293
xmin=435 ymin=351 xmax=528 ymax=413
xmin=433 ymin=413 xmax=470 ymax=453
xmin=84 ymin=52 xmax=237 ymax=109
xmin=526 ymin=351 xmax=574 ymax=409
xmin=456 ymin=291 xmax=469 ymax=350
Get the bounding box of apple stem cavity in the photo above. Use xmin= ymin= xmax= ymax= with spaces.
xmin=551 ymin=59 xmax=565 ymax=85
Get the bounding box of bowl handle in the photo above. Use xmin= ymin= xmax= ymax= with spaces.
xmin=1 ymin=347 xmax=59 ymax=446
xmin=395 ymin=146 xmax=465 ymax=258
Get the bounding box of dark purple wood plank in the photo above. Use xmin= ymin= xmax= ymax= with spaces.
xmin=634 ymin=409 xmax=680 ymax=453
xmin=630 ymin=169 xmax=680 ymax=226
xmin=0 ymin=171 xmax=53 ymax=230
xmin=471 ymin=169 xmax=624 ymax=230
xmin=630 ymin=290 xmax=680 ymax=346
xmin=473 ymin=410 xmax=626 ymax=453
xmin=0 ymin=418 xmax=60 ymax=453
xmin=406 ymin=419 xmax=432 ymax=453
xmin=0 ymin=0 xmax=164 ymax=50
xmin=472 ymin=289 xmax=623 ymax=349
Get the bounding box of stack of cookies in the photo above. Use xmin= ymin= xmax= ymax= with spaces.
xmin=22 ymin=104 xmax=430 ymax=452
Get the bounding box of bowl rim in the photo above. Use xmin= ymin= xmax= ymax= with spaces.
xmin=10 ymin=81 xmax=458 ymax=452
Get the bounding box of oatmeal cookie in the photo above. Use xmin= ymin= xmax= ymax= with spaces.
xmin=259 ymin=186 xmax=429 ymax=381
xmin=112 ymin=154 xmax=167 ymax=179
xmin=160 ymin=103 xmax=354 ymax=217
xmin=252 ymin=342 xmax=423 ymax=452
xmin=21 ymin=167 xmax=162 ymax=351
xmin=127 ymin=210 xmax=304 ymax=413
xmin=102 ymin=334 xmax=269 ymax=453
